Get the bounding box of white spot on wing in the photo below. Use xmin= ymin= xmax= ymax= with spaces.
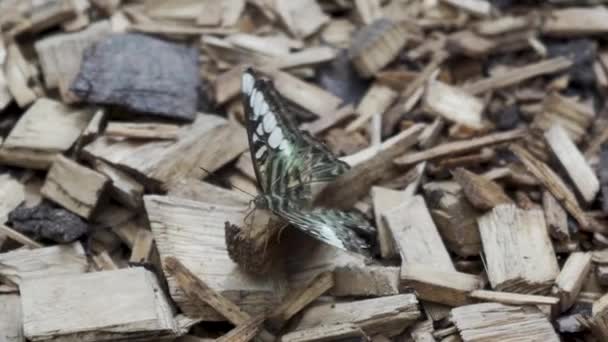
xmin=318 ymin=223 xmax=345 ymax=249
xmin=249 ymin=88 xmax=258 ymax=108
xmin=279 ymin=140 xmax=288 ymax=150
xmin=263 ymin=112 xmax=277 ymax=133
xmin=242 ymin=73 xmax=254 ymax=94
xmin=256 ymin=123 xmax=264 ymax=136
xmin=253 ymin=91 xmax=264 ymax=117
xmin=252 ymin=134 xmax=259 ymax=143
xmin=268 ymin=128 xmax=283 ymax=148
xmin=255 ymin=145 xmax=267 ymax=159
xmin=258 ymin=99 xmax=269 ymax=117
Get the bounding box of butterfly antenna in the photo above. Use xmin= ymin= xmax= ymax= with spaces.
xmin=199 ymin=167 xmax=257 ymax=199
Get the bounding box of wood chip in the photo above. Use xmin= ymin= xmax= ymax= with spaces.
xmin=544 ymin=123 xmax=599 ymax=204
xmin=401 ymin=265 xmax=482 ymax=306
xmin=452 ymin=168 xmax=512 ymax=210
xmin=41 ymin=155 xmax=110 ymax=219
xmin=552 ymin=252 xmax=592 ymax=313
xmin=477 ymin=204 xmax=560 ymax=294
xmin=105 ymin=122 xmax=180 ymax=140
xmin=424 ymin=80 xmax=485 ymax=129
xmin=543 ymin=6 xmax=608 ymax=36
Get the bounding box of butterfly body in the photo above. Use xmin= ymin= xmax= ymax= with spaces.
xmin=241 ymin=68 xmax=375 ymax=255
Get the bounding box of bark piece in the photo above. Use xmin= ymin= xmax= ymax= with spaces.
xmin=34 ymin=20 xmax=111 ymax=101
xmin=21 ymin=268 xmax=179 ymax=342
xmin=291 ymin=294 xmax=420 ymax=338
xmin=8 ymin=202 xmax=90 ymax=243
xmin=423 ymin=181 xmax=481 ymax=257
xmin=384 ymin=195 xmax=455 ymax=271
xmin=349 ymin=18 xmax=409 ymax=78
xmin=41 ymin=155 xmax=110 ymax=220
xmin=145 ymin=195 xmax=284 ymax=320
xmin=71 ymin=33 xmax=199 ymax=121
xmin=477 ymin=204 xmax=560 ymax=294
xmin=424 ymin=81 xmax=484 ymax=129
xmin=544 ymin=123 xmax=599 ymax=204
xmin=0 ymin=98 xmax=93 ymax=169
xmin=450 ymin=303 xmax=560 ymax=342
xmin=0 ymin=242 xmax=87 ymax=286
xmin=452 ymin=168 xmax=512 ymax=210
xmin=552 ymin=252 xmax=592 ymax=312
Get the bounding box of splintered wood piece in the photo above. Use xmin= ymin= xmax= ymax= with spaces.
xmin=168 ymin=179 xmax=249 ymax=207
xmin=0 ymin=242 xmax=88 ymax=286
xmin=475 ymin=15 xmax=535 ymax=36
xmin=41 ymin=155 xmax=110 ymax=219
xmin=272 ymin=46 xmax=336 ymax=70
xmin=469 ymin=290 xmax=559 ymax=308
xmin=144 ymin=195 xmax=283 ymax=320
xmin=372 ymin=186 xmax=411 ymax=259
xmin=0 ymin=174 xmax=25 ymax=221
xmin=332 ymin=265 xmax=399 ymax=297
xmin=83 ymin=114 xmax=245 ymax=191
xmin=395 ymin=129 xmax=525 ymax=166
xmin=4 ymin=43 xmax=39 ymax=108
xmin=21 ymin=268 xmax=178 ymax=342
xmin=0 ymin=98 xmax=94 ymax=169
xmin=164 ymin=257 xmax=275 ymax=342
xmin=534 ymin=92 xmax=595 ymax=143
xmin=0 ymin=294 xmax=23 ymax=342
xmin=510 ymin=144 xmax=589 ymax=229
xmin=280 ymin=323 xmax=363 ymax=342
xmin=0 ymin=224 xmax=43 ymax=249
xmin=129 ymin=229 xmax=155 ymax=264
xmin=291 ymin=294 xmax=420 ymax=338
xmin=347 ymin=83 xmax=398 ymax=132
xmin=422 ymin=181 xmax=481 ymax=257
xmin=544 ymin=124 xmax=599 ymax=204
xmin=542 ymin=191 xmax=569 ymax=240
xmin=384 ymin=195 xmax=455 ymax=271
xmin=477 ymin=205 xmax=559 ymax=294
xmin=105 ymin=122 xmax=180 ymax=140
xmin=267 ymin=271 xmax=334 ymax=332
xmin=450 ymin=303 xmax=560 ymax=342
xmin=418 ymin=118 xmax=445 ymax=149
xmin=401 ymin=265 xmax=482 ymax=306
xmin=383 ymin=52 xmax=448 ymax=135
xmin=553 ymin=252 xmax=592 ymax=313
xmin=275 ymin=0 xmax=329 ymax=38
xmin=93 ymin=159 xmax=144 ymax=209
xmin=440 ymin=0 xmax=492 ymax=17
xmin=92 ymin=250 xmax=118 ymax=271
xmin=349 ymin=19 xmax=409 ymax=78
xmin=317 ymin=124 xmax=424 ymax=208
xmin=543 ymin=6 xmax=608 ymax=36
xmin=464 ymin=57 xmax=573 ymax=95
xmin=34 ymin=20 xmax=111 ymax=101
xmin=446 ymin=29 xmax=533 ymax=58
xmin=214 ymin=64 xmax=245 ymax=105
xmin=452 ymin=168 xmax=512 ymax=210
xmin=264 ymin=69 xmax=342 ymax=119
xmin=217 ymin=315 xmax=265 ymax=342
xmin=424 ymin=80 xmax=484 ymax=129
xmin=301 ymin=104 xmax=356 ymax=136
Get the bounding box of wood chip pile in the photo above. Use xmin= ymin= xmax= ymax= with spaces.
xmin=2 ymin=0 xmax=608 ymax=341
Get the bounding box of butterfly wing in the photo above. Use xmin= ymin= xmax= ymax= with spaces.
xmin=241 ymin=68 xmax=349 ymax=202
xmin=265 ymin=195 xmax=374 ymax=254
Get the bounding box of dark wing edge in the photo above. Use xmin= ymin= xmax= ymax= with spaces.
xmin=267 ymin=195 xmax=376 ymax=255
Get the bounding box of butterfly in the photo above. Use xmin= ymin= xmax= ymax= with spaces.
xmin=241 ymin=68 xmax=375 ymax=255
